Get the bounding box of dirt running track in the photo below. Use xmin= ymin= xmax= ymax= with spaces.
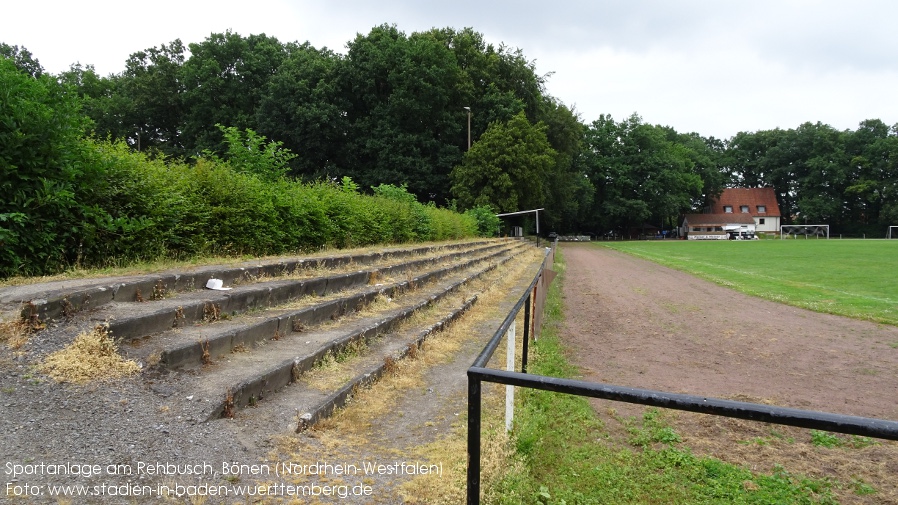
xmin=559 ymin=242 xmax=898 ymax=422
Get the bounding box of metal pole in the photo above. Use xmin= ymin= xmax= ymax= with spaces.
xmin=464 ymin=107 xmax=471 ymax=151
xmin=536 ymin=209 xmax=540 ymax=247
xmin=466 ymin=373 xmax=482 ymax=505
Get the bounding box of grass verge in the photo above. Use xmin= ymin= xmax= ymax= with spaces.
xmin=492 ymin=248 xmax=838 ymax=504
xmin=597 ymin=240 xmax=898 ymax=326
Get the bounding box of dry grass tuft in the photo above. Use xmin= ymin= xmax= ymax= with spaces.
xmin=383 ymin=355 xmax=399 ymax=376
xmin=37 ymin=325 xmax=141 ymax=384
xmin=2 ymin=303 xmax=46 ymax=350
xmin=0 ymin=318 xmax=32 ymax=350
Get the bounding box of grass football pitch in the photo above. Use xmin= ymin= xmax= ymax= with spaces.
xmin=597 ymin=239 xmax=898 ymax=326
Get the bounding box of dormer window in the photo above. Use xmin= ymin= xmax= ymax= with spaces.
xmin=740 ymin=205 xmax=749 ymax=213
xmin=757 ymin=205 xmax=766 ymax=213
xmin=724 ymin=206 xmax=732 ymax=213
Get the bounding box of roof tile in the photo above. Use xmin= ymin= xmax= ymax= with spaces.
xmin=710 ymin=188 xmax=781 ymax=217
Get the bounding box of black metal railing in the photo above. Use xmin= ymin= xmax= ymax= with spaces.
xmin=466 ymin=242 xmax=898 ymax=505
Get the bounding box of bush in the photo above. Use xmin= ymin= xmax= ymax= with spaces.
xmin=80 ymin=141 xmax=209 ymax=264
xmin=0 ymin=57 xmax=99 ymax=276
xmin=464 ymin=205 xmax=500 ymax=237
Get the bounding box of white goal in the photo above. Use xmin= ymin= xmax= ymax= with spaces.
xmin=888 ymin=226 xmax=898 ymax=239
xmin=780 ymin=224 xmax=830 ymax=239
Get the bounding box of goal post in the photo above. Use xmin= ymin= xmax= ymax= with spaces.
xmin=780 ymin=224 xmax=830 ymax=239
xmin=889 ymin=226 xmax=898 ymax=239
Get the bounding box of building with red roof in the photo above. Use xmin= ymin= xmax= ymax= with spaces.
xmin=710 ymin=187 xmax=781 ymax=232
xmin=681 ymin=188 xmax=782 ymax=239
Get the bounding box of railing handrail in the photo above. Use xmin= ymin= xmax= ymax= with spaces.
xmin=470 ymin=366 xmax=898 ymax=440
xmin=466 ymin=239 xmax=898 ymax=504
xmin=471 ymin=247 xmax=551 ymax=368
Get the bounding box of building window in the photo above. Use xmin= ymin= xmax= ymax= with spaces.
xmin=757 ymin=205 xmax=766 ymax=213
xmin=759 ymin=218 xmax=765 ymax=225
xmin=724 ymin=206 xmax=732 ymax=213
xmin=740 ymin=205 xmax=749 ymax=213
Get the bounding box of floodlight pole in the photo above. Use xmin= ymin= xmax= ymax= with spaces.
xmin=463 ymin=106 xmax=471 ymax=150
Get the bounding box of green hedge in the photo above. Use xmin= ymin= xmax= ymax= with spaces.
xmin=2 ymin=138 xmax=482 ymax=277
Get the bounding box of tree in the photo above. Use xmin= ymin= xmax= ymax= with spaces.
xmin=537 ymin=96 xmax=592 ymax=232
xmin=335 ymin=25 xmax=463 ymax=201
xmin=582 ymin=114 xmax=703 ymax=234
xmin=843 ymin=119 xmax=898 ymax=229
xmin=256 ymin=43 xmax=345 ymax=178
xmin=0 ymin=43 xmax=43 ymax=77
xmin=451 ymin=112 xmax=556 ymax=212
xmin=59 ymin=63 xmax=132 ymax=150
xmin=667 ymin=129 xmax=726 ymax=210
xmin=426 ymin=27 xmax=542 ymax=136
xmin=181 ymin=31 xmax=287 ymax=155
xmin=119 ymin=40 xmax=187 ymax=155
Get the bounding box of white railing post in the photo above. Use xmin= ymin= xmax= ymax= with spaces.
xmin=505 ymin=320 xmax=516 ymax=432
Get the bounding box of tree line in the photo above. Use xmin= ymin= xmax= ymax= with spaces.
xmin=3 ymin=24 xmax=898 ymax=274
xmin=0 ymin=40 xmax=497 ymax=278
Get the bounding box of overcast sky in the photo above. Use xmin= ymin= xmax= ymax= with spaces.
xmin=3 ymin=0 xmax=896 ymax=140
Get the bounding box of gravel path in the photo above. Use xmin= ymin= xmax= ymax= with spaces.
xmin=559 ymin=242 xmax=898 ymax=420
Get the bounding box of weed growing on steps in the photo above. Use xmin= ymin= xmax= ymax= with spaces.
xmin=305 ymin=338 xmax=373 ymax=389
xmin=405 ymin=341 xmax=419 ymax=360
xmin=200 ymin=340 xmax=211 ymax=365
xmin=37 ymin=325 xmax=140 ymax=384
xmin=382 ymin=355 xmax=399 ymax=377
xmin=202 ymin=302 xmax=221 ymax=322
xmin=222 ymin=389 xmax=235 ymax=418
xmin=60 ymin=297 xmax=75 ymax=318
xmin=173 ymin=306 xmax=185 ymax=328
xmin=152 ymin=280 xmax=166 ymax=300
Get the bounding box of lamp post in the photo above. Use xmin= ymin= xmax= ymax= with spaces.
xmin=463 ymin=106 xmax=471 ymax=150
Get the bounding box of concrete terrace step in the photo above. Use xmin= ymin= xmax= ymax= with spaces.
xmin=148 ymin=246 xmax=526 ymax=422
xmin=6 ymin=239 xmax=499 ymax=323
xmin=78 ymin=241 xmax=518 ymax=342
xmin=122 ymin=241 xmax=525 ymax=370
xmin=187 ymin=251 xmax=513 ymax=421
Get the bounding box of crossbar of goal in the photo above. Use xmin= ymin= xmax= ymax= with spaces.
xmin=780 ymin=224 xmax=830 ymax=239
